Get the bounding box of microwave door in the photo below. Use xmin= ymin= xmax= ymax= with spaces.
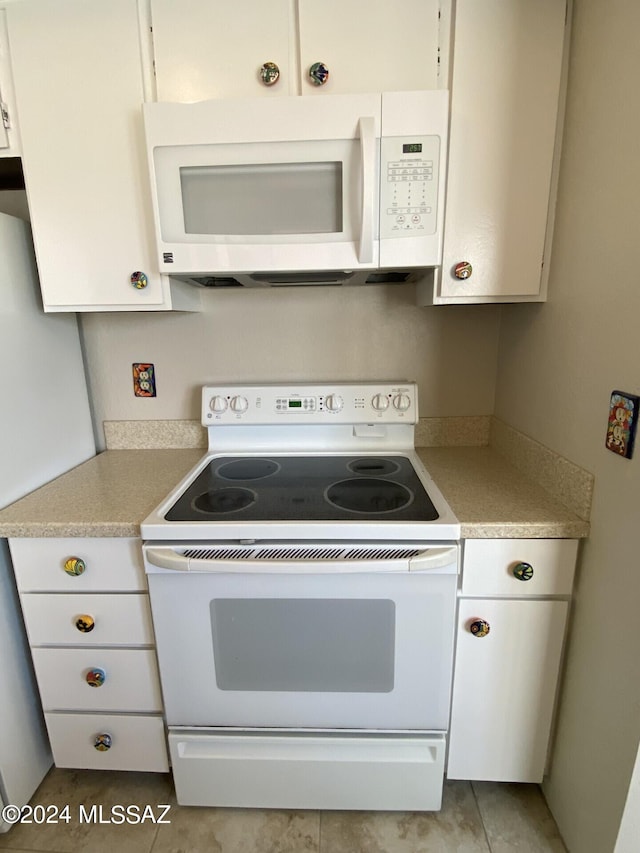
xmin=144 ymin=94 xmax=382 ymax=276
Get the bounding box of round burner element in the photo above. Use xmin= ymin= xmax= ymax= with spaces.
xmin=216 ymin=458 xmax=280 ymax=481
xmin=326 ymin=478 xmax=413 ymax=514
xmin=347 ymin=458 xmax=401 ymax=477
xmin=193 ymin=487 xmax=256 ymax=515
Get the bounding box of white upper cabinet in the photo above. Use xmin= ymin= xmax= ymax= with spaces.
xmin=419 ymin=0 xmax=568 ymax=304
xmin=150 ymin=0 xmax=441 ymax=101
xmin=4 ymin=0 xmax=197 ymax=311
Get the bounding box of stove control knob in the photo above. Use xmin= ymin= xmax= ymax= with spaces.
xmin=393 ymin=393 xmax=412 ymax=412
xmin=371 ymin=393 xmax=389 ymax=411
xmin=230 ymin=395 xmax=249 ymax=413
xmin=209 ymin=395 xmax=228 ymax=413
xmin=325 ymin=394 xmax=343 ymax=412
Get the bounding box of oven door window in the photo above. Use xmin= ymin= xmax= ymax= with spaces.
xmin=211 ymin=598 xmax=395 ymax=693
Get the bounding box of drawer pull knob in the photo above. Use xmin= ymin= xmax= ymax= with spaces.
xmin=469 ymin=619 xmax=490 ymax=638
xmin=86 ymin=668 xmax=106 ymax=687
xmin=93 ymin=733 xmax=112 ymax=752
xmin=63 ymin=557 xmax=86 ymax=577
xmin=513 ymin=562 xmax=534 ymax=581
xmin=75 ymin=614 xmax=95 ymax=633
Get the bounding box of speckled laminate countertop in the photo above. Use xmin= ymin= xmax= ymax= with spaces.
xmin=0 ymin=447 xmax=589 ymax=539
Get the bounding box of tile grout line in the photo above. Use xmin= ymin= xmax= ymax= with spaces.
xmin=470 ymin=781 xmax=494 ymax=853
xmin=318 ymin=809 xmax=324 ymax=853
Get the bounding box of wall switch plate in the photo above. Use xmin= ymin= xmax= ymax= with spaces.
xmin=133 ymin=363 xmax=156 ymax=397
xmin=605 ymin=390 xmax=638 ymax=459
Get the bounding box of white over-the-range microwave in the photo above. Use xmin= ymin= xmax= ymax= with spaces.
xmin=143 ymin=90 xmax=448 ymax=287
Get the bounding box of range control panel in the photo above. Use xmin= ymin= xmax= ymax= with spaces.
xmin=202 ymin=383 xmax=418 ymax=426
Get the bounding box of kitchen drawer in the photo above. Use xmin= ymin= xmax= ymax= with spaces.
xmin=21 ymin=593 xmax=154 ymax=646
xmin=10 ymin=538 xmax=146 ymax=592
xmin=32 ymin=648 xmax=163 ymax=712
xmin=45 ymin=712 xmax=168 ymax=772
xmin=461 ymin=539 xmax=578 ymax=597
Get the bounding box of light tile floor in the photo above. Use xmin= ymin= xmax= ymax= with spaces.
xmin=0 ymin=769 xmax=568 ymax=853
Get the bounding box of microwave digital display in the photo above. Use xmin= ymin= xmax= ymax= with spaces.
xmin=402 ymin=143 xmax=423 ymax=154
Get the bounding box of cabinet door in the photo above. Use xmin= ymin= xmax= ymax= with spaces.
xmin=298 ymin=0 xmax=440 ymax=95
xmin=448 ymin=598 xmax=568 ymax=782
xmin=151 ymin=0 xmax=295 ymax=100
xmin=5 ymin=0 xmax=195 ymax=311
xmin=433 ymin=0 xmax=567 ymax=303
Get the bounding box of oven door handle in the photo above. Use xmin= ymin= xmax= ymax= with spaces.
xmin=144 ymin=546 xmax=458 ymax=574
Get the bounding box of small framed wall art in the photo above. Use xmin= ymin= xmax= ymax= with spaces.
xmin=605 ymin=390 xmax=639 ymax=459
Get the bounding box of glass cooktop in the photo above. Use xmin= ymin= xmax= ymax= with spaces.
xmin=164 ymin=455 xmax=439 ymax=523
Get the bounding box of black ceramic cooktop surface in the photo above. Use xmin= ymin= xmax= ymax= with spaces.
xmin=164 ymin=455 xmax=439 ymax=522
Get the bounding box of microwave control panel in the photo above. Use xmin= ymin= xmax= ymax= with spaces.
xmin=379 ymin=136 xmax=440 ymax=238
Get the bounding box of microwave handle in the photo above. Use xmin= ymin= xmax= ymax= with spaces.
xmin=358 ymin=116 xmax=376 ymax=264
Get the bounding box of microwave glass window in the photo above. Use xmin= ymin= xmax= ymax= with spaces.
xmin=210 ymin=597 xmax=395 ymax=693
xmin=180 ymin=162 xmax=343 ymax=236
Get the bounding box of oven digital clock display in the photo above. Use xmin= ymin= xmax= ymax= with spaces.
xmin=402 ymin=143 xmax=423 ymax=154
xmin=288 ymin=400 xmax=302 ymax=408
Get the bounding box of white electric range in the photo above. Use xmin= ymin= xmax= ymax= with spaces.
xmin=141 ymin=382 xmax=460 ymax=811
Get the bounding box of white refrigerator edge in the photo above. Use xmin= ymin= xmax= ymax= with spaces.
xmin=0 ymin=211 xmax=95 ymax=830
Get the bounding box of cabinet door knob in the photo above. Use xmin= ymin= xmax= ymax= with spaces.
xmin=86 ymin=668 xmax=106 ymax=687
xmin=454 ymin=261 xmax=473 ymax=280
xmin=513 ymin=561 xmax=534 ymax=581
xmin=63 ymin=557 xmax=86 ymax=577
xmin=130 ymin=271 xmax=148 ymax=289
xmin=94 ymin=733 xmax=112 ymax=752
xmin=259 ymin=61 xmax=280 ymax=86
xmin=308 ymin=62 xmax=329 ymax=86
xmin=469 ymin=618 xmax=490 ymax=637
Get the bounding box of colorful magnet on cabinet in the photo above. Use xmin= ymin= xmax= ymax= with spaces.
xmin=260 ymin=61 xmax=280 ymax=86
xmin=63 ymin=557 xmax=86 ymax=577
xmin=308 ymin=62 xmax=329 ymax=86
xmin=94 ymin=733 xmax=112 ymax=751
xmin=75 ymin=614 xmax=95 ymax=633
xmin=86 ymin=668 xmax=106 ymax=688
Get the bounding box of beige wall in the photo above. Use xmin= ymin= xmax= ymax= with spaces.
xmin=81 ymin=284 xmax=501 ymax=446
xmin=495 ymin=1 xmax=640 ymax=850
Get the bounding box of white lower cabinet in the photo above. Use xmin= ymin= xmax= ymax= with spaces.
xmin=447 ymin=538 xmax=577 ymax=782
xmin=9 ymin=538 xmax=168 ymax=773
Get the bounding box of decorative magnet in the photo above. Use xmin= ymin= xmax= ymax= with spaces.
xmin=454 ymin=261 xmax=473 ymax=280
xmin=133 ymin=363 xmax=156 ymax=397
xmin=308 ymin=61 xmax=329 ymax=86
xmin=86 ymin=668 xmax=106 ymax=688
xmin=94 ymin=733 xmax=112 ymax=752
xmin=130 ymin=271 xmax=148 ymax=290
xmin=260 ymin=61 xmax=280 ymax=86
xmin=512 ymin=562 xmax=534 ymax=581
xmin=75 ymin=614 xmax=95 ymax=633
xmin=605 ymin=390 xmax=639 ymax=459
xmin=469 ymin=619 xmax=490 ymax=638
xmin=63 ymin=556 xmax=86 ymax=577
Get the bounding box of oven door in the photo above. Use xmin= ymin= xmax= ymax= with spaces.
xmin=144 ymin=543 xmax=458 ymax=730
